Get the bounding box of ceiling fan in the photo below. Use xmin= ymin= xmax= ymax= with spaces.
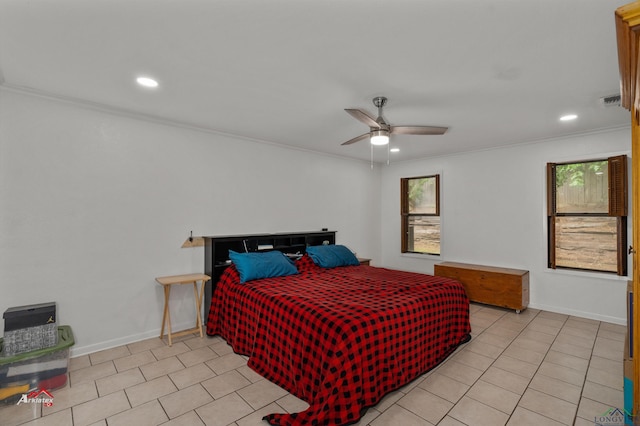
xmin=341 ymin=96 xmax=448 ymax=146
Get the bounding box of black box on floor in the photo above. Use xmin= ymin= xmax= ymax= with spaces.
xmin=3 ymin=302 xmax=56 ymax=332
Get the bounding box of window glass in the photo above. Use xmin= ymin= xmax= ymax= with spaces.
xmin=402 ymin=175 xmax=440 ymax=255
xmin=554 ymin=216 xmax=617 ymax=272
xmin=407 ymin=216 xmax=440 ymax=255
xmin=555 ymin=160 xmax=608 ymax=214
xmin=408 ymin=177 xmax=437 ymax=214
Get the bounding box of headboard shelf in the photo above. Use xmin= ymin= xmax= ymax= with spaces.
xmin=203 ymin=230 xmax=336 ymax=316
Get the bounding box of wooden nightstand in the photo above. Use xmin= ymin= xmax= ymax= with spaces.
xmin=358 ymin=258 xmax=371 ymax=266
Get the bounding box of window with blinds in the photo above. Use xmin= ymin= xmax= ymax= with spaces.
xmin=547 ymin=155 xmax=628 ymax=275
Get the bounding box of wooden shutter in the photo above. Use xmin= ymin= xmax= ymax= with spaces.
xmin=609 ymin=154 xmax=628 ymax=276
xmin=400 ymin=178 xmax=408 ymax=253
xmin=546 ymin=163 xmax=557 ymax=216
xmin=400 ymin=178 xmax=409 ymax=215
xmin=618 ymin=217 xmax=628 ymax=276
xmin=434 ymin=175 xmax=441 ymax=216
xmin=609 ymin=154 xmax=628 ymax=216
xmin=546 ymin=163 xmax=557 ymax=269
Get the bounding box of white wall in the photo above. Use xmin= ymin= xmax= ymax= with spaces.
xmin=380 ymin=127 xmax=631 ymax=324
xmin=0 ymin=87 xmax=632 ymax=358
xmin=0 ymin=89 xmax=382 ymax=356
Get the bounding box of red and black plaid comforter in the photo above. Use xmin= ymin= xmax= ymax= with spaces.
xmin=207 ymin=257 xmax=470 ymax=425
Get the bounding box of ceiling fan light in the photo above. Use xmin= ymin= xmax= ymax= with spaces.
xmin=370 ymin=129 xmax=390 ymax=145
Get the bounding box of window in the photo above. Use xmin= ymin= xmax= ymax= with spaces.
xmin=401 ymin=175 xmax=440 ymax=255
xmin=547 ymin=155 xmax=628 ymax=275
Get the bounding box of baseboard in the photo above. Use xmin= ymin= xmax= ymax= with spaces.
xmin=528 ymin=302 xmax=626 ymax=326
xmin=69 ymin=320 xmax=199 ymax=358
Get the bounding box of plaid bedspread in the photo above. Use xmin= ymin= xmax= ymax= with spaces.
xmin=206 ymin=257 xmax=470 ymax=425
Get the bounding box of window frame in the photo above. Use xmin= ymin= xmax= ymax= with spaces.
xmin=546 ymin=155 xmax=628 ymax=275
xmin=401 ymin=174 xmax=441 ymax=255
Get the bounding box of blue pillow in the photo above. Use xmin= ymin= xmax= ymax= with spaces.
xmin=229 ymin=250 xmax=298 ymax=283
xmin=306 ymin=244 xmax=360 ymax=268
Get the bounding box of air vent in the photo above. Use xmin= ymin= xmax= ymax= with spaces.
xmin=600 ymin=94 xmax=621 ymax=107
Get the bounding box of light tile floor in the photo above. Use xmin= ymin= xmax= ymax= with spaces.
xmin=0 ymin=304 xmax=627 ymax=426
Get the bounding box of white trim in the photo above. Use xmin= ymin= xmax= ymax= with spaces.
xmin=69 ymin=320 xmax=199 ymax=358
xmin=400 ymin=252 xmax=441 ymax=261
xmin=528 ymin=302 xmax=626 ymax=326
xmin=390 ymin=125 xmax=630 ymax=165
xmin=541 ymin=266 xmax=630 ymax=282
xmin=0 ymin=83 xmax=375 ymax=166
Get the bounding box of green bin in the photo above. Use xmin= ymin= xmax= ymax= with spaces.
xmin=0 ymin=325 xmax=74 ymax=403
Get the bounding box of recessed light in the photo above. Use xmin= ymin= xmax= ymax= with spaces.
xmin=136 ymin=76 xmax=159 ymax=88
xmin=390 ymin=148 xmax=400 ymax=152
xmin=560 ymin=114 xmax=577 ymax=121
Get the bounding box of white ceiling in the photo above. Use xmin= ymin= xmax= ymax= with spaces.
xmin=0 ymin=0 xmax=631 ymax=163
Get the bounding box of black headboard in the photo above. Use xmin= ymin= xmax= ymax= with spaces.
xmin=202 ymin=230 xmax=336 ymax=320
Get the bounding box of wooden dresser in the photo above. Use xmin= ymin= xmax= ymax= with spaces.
xmin=434 ymin=262 xmax=529 ymax=313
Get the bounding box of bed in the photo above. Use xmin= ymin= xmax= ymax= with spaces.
xmin=206 ymin=246 xmax=471 ymax=426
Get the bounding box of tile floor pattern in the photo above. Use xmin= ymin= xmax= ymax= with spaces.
xmin=0 ymin=304 xmax=628 ymax=426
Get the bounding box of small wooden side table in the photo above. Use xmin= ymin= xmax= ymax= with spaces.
xmin=155 ymin=273 xmax=210 ymax=346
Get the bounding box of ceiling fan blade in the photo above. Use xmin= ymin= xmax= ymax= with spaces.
xmin=391 ymin=126 xmax=448 ymax=135
xmin=341 ymin=132 xmax=370 ymax=146
xmin=345 ymin=109 xmax=381 ymax=129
